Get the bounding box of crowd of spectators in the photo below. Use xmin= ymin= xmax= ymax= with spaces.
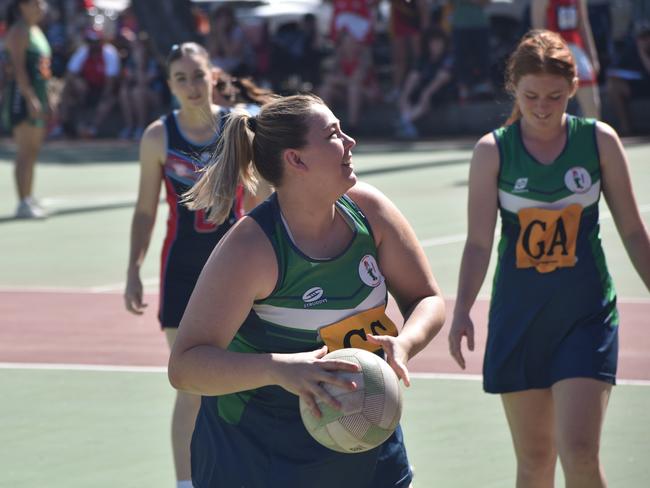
xmin=1 ymin=0 xmax=649 ymax=140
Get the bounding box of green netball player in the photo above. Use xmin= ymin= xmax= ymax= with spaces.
xmin=2 ymin=0 xmax=51 ymax=219
xmin=449 ymin=30 xmax=650 ymax=487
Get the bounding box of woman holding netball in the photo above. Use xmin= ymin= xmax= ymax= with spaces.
xmin=449 ymin=30 xmax=650 ymax=487
xmin=124 ymin=43 xmax=268 ymax=488
xmin=168 ymin=93 xmax=446 ymax=487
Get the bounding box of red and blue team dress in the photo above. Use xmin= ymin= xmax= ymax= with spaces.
xmin=158 ymin=108 xmax=244 ymax=328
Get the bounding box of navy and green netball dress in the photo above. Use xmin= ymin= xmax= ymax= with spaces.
xmin=1 ymin=25 xmax=51 ymax=130
xmin=159 ymin=108 xmax=241 ymax=328
xmin=484 ymin=115 xmax=618 ymax=393
xmin=191 ymin=193 xmax=412 ymax=488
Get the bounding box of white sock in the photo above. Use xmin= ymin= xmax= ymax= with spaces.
xmin=177 ymin=481 xmax=193 ymax=488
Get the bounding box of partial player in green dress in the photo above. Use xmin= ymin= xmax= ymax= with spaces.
xmin=2 ymin=0 xmax=51 ymax=218
xmin=450 ymin=30 xmax=650 ymax=486
xmin=168 ymin=93 xmax=446 ymax=487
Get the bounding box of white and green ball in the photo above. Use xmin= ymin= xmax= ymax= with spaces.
xmin=299 ymin=348 xmax=403 ymax=454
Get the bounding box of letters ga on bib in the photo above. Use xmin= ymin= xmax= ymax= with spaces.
xmin=516 ymin=203 xmax=582 ymax=273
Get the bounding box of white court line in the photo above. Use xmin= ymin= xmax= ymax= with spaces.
xmin=1 ymin=287 xmax=648 ymax=304
xmin=0 ymin=362 xmax=166 ymax=373
xmin=1 ymin=362 xmax=648 ymax=386
xmin=0 ymin=277 xmax=160 ymax=294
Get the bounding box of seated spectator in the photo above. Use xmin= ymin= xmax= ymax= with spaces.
xmin=606 ymin=20 xmax=650 ymax=135
xmin=396 ymin=27 xmax=455 ymax=139
xmin=318 ymin=30 xmax=380 ymax=133
xmin=206 ymin=5 xmax=248 ymax=76
xmin=54 ymin=26 xmax=120 ymax=137
xmin=388 ymin=0 xmax=430 ymax=102
xmin=118 ymin=30 xmax=164 ymax=140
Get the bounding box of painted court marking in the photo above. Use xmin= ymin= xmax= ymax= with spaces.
xmin=1 ymin=362 xmax=648 ymax=387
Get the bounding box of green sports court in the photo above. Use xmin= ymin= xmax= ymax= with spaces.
xmin=1 ymin=138 xmax=648 ymax=487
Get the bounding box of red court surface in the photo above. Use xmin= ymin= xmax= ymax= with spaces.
xmin=1 ymin=291 xmax=648 ymax=380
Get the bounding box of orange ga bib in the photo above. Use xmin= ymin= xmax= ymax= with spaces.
xmin=516 ymin=203 xmax=583 ymax=273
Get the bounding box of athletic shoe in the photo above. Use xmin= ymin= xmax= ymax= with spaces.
xmin=15 ymin=197 xmax=48 ymax=219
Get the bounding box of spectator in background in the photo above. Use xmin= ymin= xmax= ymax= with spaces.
xmin=321 ymin=0 xmax=378 ymax=133
xmin=270 ymin=13 xmax=325 ymax=93
xmin=42 ymin=3 xmax=66 ymax=78
xmin=388 ymin=0 xmax=431 ymax=102
xmin=606 ymin=20 xmax=650 ymax=135
xmin=299 ymin=13 xmax=325 ymax=89
xmin=206 ymin=4 xmax=248 ymax=76
xmin=449 ymin=0 xmax=493 ymax=103
xmin=54 ymin=26 xmax=120 ymax=137
xmin=531 ymin=0 xmax=601 ymax=119
xmin=395 ymin=27 xmax=454 ymax=139
xmin=212 ymin=71 xmax=275 ymax=116
xmin=319 ymin=29 xmax=380 ymax=134
xmin=118 ymin=31 xmax=164 ymax=140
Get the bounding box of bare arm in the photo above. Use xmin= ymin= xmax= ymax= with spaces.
xmin=449 ymin=133 xmax=500 ymax=368
xmin=349 ymin=182 xmax=446 ymax=386
xmin=597 ymin=122 xmax=650 ymax=290
xmin=124 ymin=121 xmax=164 ymax=314
xmin=168 ymin=219 xmax=361 ymax=417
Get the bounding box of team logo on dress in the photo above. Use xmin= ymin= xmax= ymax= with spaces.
xmin=302 ymin=286 xmax=327 ymax=308
xmin=303 ymin=287 xmax=324 ymax=303
xmin=358 ymin=255 xmax=382 ymax=287
xmin=513 ymin=177 xmax=528 ymax=193
xmin=564 ymin=167 xmax=591 ymax=194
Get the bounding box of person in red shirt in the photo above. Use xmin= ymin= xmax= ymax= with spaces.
xmin=532 ymin=0 xmax=601 ymax=119
xmin=55 ymin=26 xmax=120 ymax=137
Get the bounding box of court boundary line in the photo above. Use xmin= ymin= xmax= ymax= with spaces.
xmin=1 ymin=362 xmax=648 ymax=386
xmin=0 ymin=287 xmax=648 ymax=304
